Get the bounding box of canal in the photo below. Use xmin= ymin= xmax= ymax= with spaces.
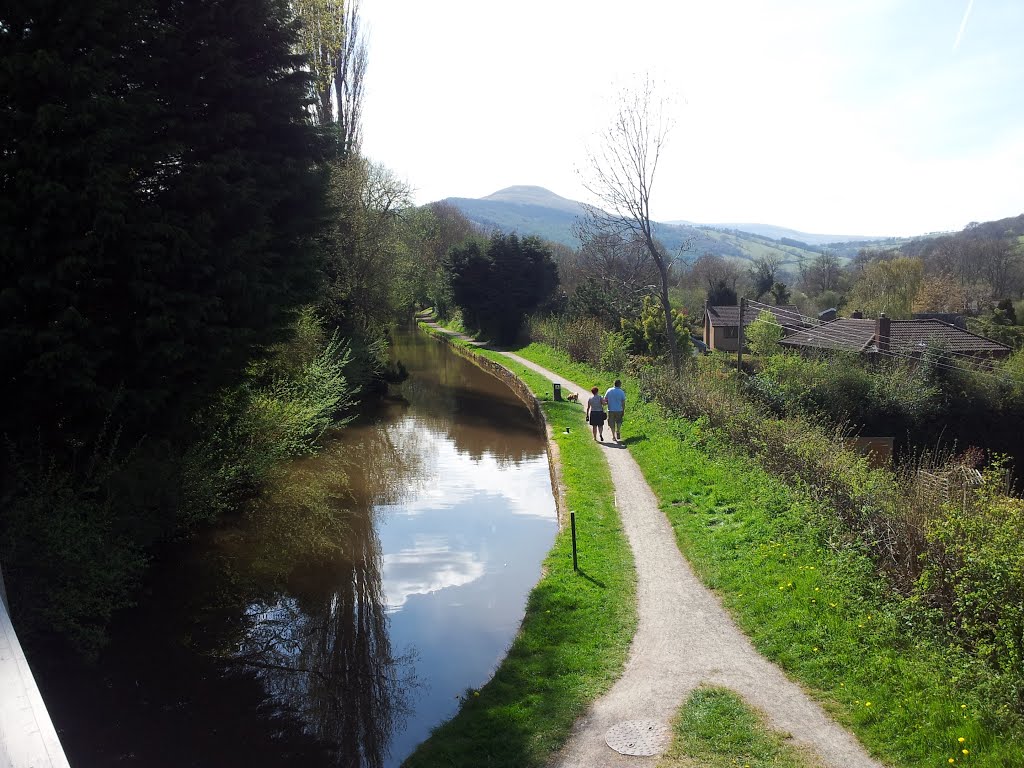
xmin=38 ymin=326 xmax=557 ymax=767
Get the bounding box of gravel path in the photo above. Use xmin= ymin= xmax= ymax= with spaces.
xmin=496 ymin=352 xmax=886 ymax=768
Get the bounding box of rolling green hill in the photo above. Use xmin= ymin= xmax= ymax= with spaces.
xmin=441 ymin=186 xmax=894 ymax=264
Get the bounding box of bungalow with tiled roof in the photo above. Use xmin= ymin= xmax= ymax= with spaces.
xmin=779 ymin=314 xmax=1011 ymax=360
xmin=702 ymin=303 xmax=806 ymax=352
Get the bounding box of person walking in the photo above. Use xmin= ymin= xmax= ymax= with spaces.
xmin=586 ymin=386 xmax=606 ymax=441
xmin=604 ymin=379 xmax=626 ymax=442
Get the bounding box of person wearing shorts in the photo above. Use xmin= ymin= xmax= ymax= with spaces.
xmin=586 ymin=386 xmax=606 ymax=441
xmin=604 ymin=379 xmax=626 ymax=442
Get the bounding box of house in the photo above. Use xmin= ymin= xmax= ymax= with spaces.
xmin=702 ymin=303 xmax=804 ymax=352
xmin=779 ymin=314 xmax=1011 ymax=360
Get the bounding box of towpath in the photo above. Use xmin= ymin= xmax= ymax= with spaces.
xmin=421 ymin=319 xmax=884 ymax=768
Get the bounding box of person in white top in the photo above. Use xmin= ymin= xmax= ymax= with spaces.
xmin=604 ymin=379 xmax=626 ymax=442
xmin=585 ymin=386 xmax=606 ymax=441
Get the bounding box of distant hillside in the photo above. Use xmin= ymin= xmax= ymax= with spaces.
xmin=672 ymin=221 xmax=884 ymax=247
xmin=440 ymin=186 xmax=898 ymax=264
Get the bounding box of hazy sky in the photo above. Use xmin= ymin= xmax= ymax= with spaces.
xmin=360 ymin=0 xmax=1023 ymax=237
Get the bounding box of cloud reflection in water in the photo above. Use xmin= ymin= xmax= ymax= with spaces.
xmin=381 ymin=537 xmax=486 ymax=613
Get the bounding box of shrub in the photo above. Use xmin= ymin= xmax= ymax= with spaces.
xmin=182 ymin=311 xmax=355 ymax=529
xmin=527 ymin=313 xmax=606 ymax=368
xmin=620 ymin=295 xmax=692 ymax=361
xmin=920 ymin=460 xmax=1024 ymax=704
xmin=599 ymin=330 xmax=629 ymax=374
xmin=746 ymin=310 xmax=783 ymax=357
xmin=1 ymin=424 xmax=147 ymax=656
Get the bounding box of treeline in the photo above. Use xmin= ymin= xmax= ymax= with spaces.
xmin=0 ymin=0 xmax=445 ymax=653
xmin=671 ymin=214 xmax=1024 ymax=343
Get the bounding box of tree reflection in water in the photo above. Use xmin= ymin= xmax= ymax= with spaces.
xmin=233 ymin=503 xmax=417 ymax=768
xmin=226 ymin=418 xmax=426 ymax=768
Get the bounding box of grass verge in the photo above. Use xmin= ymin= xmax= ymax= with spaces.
xmin=499 ymin=342 xmax=1023 ymax=768
xmin=658 ymin=687 xmax=820 ymax=768
xmin=403 ymin=323 xmax=636 ymax=768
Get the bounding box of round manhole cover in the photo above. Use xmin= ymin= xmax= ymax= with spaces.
xmin=604 ymin=719 xmax=671 ymax=756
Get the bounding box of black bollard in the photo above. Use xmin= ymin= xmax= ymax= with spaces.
xmin=553 ymin=382 xmax=562 ymax=401
xmin=570 ymin=511 xmax=578 ymax=572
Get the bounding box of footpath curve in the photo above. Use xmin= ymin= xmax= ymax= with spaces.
xmin=498 ymin=350 xmax=885 ymax=768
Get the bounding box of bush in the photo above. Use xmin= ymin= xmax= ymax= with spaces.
xmin=1 ymin=425 xmax=148 ymax=656
xmin=620 ymin=295 xmax=692 ymax=361
xmin=746 ymin=310 xmax=783 ymax=357
xmin=599 ymin=330 xmax=629 ymax=374
xmin=182 ymin=310 xmax=356 ymax=529
xmin=527 ymin=314 xmax=606 ymax=368
xmin=921 ymin=460 xmax=1024 ymax=704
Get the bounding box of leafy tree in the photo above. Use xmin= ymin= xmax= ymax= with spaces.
xmin=621 ymin=294 xmax=692 ymax=360
xmin=769 ymin=281 xmax=792 ymax=305
xmin=293 ymin=0 xmax=366 ymax=158
xmin=446 ymin=234 xmax=559 ymax=345
xmin=997 ymin=298 xmax=1018 ymax=325
xmin=746 ymin=310 xmax=784 ymax=357
xmin=846 ymin=257 xmax=924 ymax=319
xmin=0 ymin=0 xmax=328 ymax=648
xmin=708 ymin=278 xmax=739 ymax=306
xmin=913 ymin=274 xmax=968 ymax=313
xmin=748 ymin=254 xmax=784 ymax=300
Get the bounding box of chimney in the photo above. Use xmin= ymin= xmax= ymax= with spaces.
xmin=875 ymin=312 xmax=890 ymax=353
xmin=851 ymin=309 xmax=864 ymax=319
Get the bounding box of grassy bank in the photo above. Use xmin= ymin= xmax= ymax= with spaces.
xmin=505 ymin=342 xmax=1023 ymax=768
xmin=403 ymin=323 xmax=636 ymax=767
xmin=658 ymin=687 xmax=819 ymax=768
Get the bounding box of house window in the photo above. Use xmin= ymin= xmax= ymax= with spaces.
xmin=723 ymin=326 xmax=738 ymax=339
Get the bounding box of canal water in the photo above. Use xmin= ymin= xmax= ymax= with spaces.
xmin=39 ymin=327 xmax=557 ymax=768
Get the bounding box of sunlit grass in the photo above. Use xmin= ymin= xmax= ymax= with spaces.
xmin=404 ymin=324 xmax=636 ymax=767
xmin=658 ymin=687 xmax=819 ymax=768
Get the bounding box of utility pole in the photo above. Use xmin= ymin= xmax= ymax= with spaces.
xmin=737 ymin=297 xmax=746 ymax=370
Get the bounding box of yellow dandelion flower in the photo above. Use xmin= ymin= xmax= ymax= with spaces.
xmin=962 ymin=749 xmax=969 ymax=755
xmin=961 ymin=704 xmax=967 ymax=709
xmin=949 ymin=759 xmax=955 ymax=764
xmin=865 ymin=701 xmax=872 ymax=707
xmin=958 ymin=738 xmax=965 ymax=743
xmin=813 ymin=647 xmax=819 ymax=652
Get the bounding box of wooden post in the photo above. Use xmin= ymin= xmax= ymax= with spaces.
xmin=737 ymin=297 xmax=746 ymax=370
xmin=570 ymin=512 xmax=578 ymax=572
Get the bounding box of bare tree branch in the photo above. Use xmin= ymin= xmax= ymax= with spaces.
xmin=578 ymin=76 xmax=685 ymax=373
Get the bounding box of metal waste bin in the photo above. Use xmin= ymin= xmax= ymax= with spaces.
xmin=553 ymin=382 xmax=562 ymax=401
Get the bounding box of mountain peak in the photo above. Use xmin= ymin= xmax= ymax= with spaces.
xmin=480 ymin=186 xmax=583 ymax=213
